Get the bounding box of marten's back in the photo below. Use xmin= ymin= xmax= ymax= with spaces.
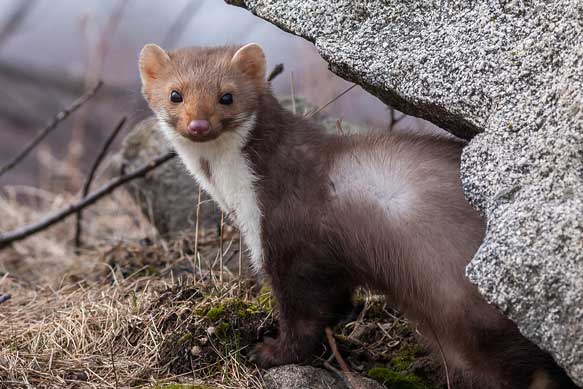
xmin=323 ymin=133 xmax=485 ymax=308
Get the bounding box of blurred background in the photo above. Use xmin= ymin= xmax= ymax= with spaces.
xmin=0 ymin=0 xmax=416 ymax=190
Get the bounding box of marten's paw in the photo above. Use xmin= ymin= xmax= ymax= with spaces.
xmin=248 ymin=337 xmax=286 ymax=369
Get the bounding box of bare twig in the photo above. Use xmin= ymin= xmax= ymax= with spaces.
xmin=219 ymin=212 xmax=224 ymax=283
xmin=68 ymin=0 xmax=128 ymax=187
xmin=336 ymin=120 xmax=344 ymax=135
xmin=306 ymin=84 xmax=357 ymax=119
xmin=423 ymin=326 xmax=451 ymax=389
xmin=238 ymin=233 xmax=243 ymax=280
xmin=325 ymin=327 xmax=360 ymax=389
xmin=74 ymin=116 xmax=127 ymax=248
xmin=0 ymin=1 xmax=37 ymax=49
xmin=162 ymin=0 xmax=204 ymax=49
xmin=290 ymin=72 xmax=297 ymax=115
xmin=84 ymin=0 xmax=128 ymax=91
xmin=110 ymin=342 xmax=119 ymax=389
xmin=194 ymin=186 xmax=203 ymax=280
xmin=0 ymin=152 xmax=176 ymax=249
xmin=267 ymin=63 xmax=284 ymax=82
xmin=323 ymin=361 xmax=351 ymax=387
xmin=0 ymin=81 xmax=103 ymax=179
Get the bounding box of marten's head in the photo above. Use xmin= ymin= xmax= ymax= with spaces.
xmin=139 ymin=43 xmax=266 ymax=143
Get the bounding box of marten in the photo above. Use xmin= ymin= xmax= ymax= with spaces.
xmin=138 ymin=43 xmax=577 ymax=388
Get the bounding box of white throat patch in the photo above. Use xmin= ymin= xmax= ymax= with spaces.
xmin=157 ymin=113 xmax=264 ymax=273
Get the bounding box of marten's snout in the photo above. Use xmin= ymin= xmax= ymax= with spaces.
xmin=182 ymin=119 xmax=217 ymax=142
xmin=188 ymin=120 xmax=210 ymax=136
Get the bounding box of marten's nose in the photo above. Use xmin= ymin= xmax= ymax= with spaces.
xmin=187 ymin=120 xmax=210 ymax=136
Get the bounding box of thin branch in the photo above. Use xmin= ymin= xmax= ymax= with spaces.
xmin=194 ymin=186 xmax=203 ymax=280
xmin=325 ymin=327 xmax=360 ymax=389
xmin=0 ymin=81 xmax=103 ymax=179
xmin=110 ymin=342 xmax=119 ymax=389
xmin=237 ymin=230 xmax=243 ymax=294
xmin=267 ymin=63 xmax=284 ymax=82
xmin=238 ymin=231 xmax=243 ymax=292
xmin=69 ymin=0 xmax=128 ymax=186
xmin=0 ymin=152 xmax=176 ymax=249
xmin=336 ymin=120 xmax=344 ymax=135
xmin=305 ymin=84 xmax=357 ymax=119
xmin=74 ymin=116 xmax=127 ymax=248
xmin=290 ymin=72 xmax=297 ymax=115
xmin=219 ymin=212 xmax=224 ymax=283
xmin=422 ymin=326 xmax=451 ymax=389
xmin=162 ymin=0 xmax=203 ymax=49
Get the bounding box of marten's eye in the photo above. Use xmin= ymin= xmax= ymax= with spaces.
xmin=170 ymin=90 xmax=183 ymax=103
xmin=219 ymin=93 xmax=233 ymax=105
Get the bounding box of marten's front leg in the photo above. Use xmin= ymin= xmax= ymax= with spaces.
xmin=250 ymin=256 xmax=354 ymax=369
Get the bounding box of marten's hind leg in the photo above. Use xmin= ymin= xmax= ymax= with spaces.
xmin=430 ymin=300 xmax=579 ymax=389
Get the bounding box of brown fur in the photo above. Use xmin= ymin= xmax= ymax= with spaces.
xmin=138 ymin=44 xmax=577 ymax=389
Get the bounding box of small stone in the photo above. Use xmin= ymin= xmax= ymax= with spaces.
xmin=263 ymin=365 xmax=384 ymax=389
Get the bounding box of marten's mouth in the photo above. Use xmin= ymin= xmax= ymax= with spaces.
xmin=182 ymin=129 xmax=221 ymax=143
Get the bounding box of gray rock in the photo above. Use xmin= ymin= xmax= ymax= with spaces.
xmin=226 ymin=0 xmax=583 ymax=384
xmin=264 ymin=365 xmax=384 ymax=389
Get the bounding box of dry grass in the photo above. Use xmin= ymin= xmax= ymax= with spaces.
xmin=0 ymin=184 xmax=270 ymax=388
xmin=0 ymin=275 xmax=270 ymax=388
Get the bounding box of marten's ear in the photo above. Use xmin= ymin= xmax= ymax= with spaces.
xmin=231 ymin=43 xmax=266 ymax=86
xmin=139 ymin=44 xmax=170 ymax=87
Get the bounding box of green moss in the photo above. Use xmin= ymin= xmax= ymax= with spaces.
xmin=391 ymin=355 xmax=413 ymax=371
xmin=205 ymin=306 xmax=224 ymax=321
xmin=193 ymin=305 xmax=206 ymax=317
xmin=129 ymin=291 xmax=138 ymax=309
xmin=257 ymin=285 xmax=274 ymax=310
xmin=177 ymin=333 xmax=192 ymax=344
xmin=353 ymin=293 xmax=367 ymax=305
xmin=215 ymin=322 xmax=230 ymax=338
xmin=368 ymin=367 xmax=427 ymax=389
xmin=205 ymin=297 xmax=261 ymax=319
xmin=391 ymin=343 xmax=424 ymax=371
xmin=237 ymin=303 xmax=262 ymax=318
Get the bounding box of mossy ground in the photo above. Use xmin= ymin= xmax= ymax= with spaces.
xmin=368 ymin=367 xmax=427 ymax=389
xmin=329 ymin=293 xmax=442 ymax=388
xmin=0 ymin=191 xmax=444 ymax=388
